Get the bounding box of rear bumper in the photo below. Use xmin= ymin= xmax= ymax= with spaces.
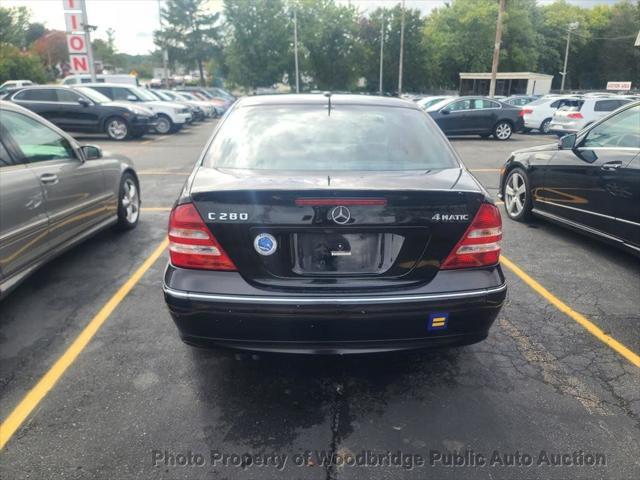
xmin=548 ymin=122 xmax=580 ymax=135
xmin=163 ymin=265 xmax=507 ymax=354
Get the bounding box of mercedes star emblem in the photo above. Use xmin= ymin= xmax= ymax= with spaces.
xmin=331 ymin=206 xmax=351 ymax=225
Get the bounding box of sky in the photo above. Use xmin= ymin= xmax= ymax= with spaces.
xmin=3 ymin=0 xmax=623 ymax=55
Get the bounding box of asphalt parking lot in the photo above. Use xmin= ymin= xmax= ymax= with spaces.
xmin=1 ymin=122 xmax=639 ymax=480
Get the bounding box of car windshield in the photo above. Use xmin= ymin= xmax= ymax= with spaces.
xmin=426 ymin=98 xmax=454 ymax=111
xmin=176 ymin=92 xmax=196 ymax=101
xmin=132 ymin=87 xmax=158 ymax=101
xmin=74 ymin=87 xmax=111 ymax=103
xmin=151 ymin=90 xmax=171 ymax=101
xmin=204 ymin=104 xmax=458 ymax=171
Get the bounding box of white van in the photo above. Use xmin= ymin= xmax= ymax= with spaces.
xmin=62 ymin=74 xmax=139 ymax=86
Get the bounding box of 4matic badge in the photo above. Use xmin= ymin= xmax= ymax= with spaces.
xmin=431 ymin=213 xmax=470 ymax=222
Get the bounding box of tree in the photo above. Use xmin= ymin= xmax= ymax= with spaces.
xmin=25 ymin=22 xmax=46 ymax=46
xmin=0 ymin=43 xmax=47 ymax=83
xmin=32 ymin=31 xmax=68 ymax=68
xmin=0 ymin=6 xmax=33 ymax=49
xmin=360 ymin=6 xmax=427 ymax=93
xmin=422 ymin=0 xmax=499 ymax=89
xmin=296 ymin=0 xmax=363 ymax=90
xmin=499 ymin=0 xmax=541 ymax=72
xmin=223 ymin=0 xmax=291 ymax=88
xmin=537 ymin=0 xmax=591 ymax=89
xmin=594 ymin=1 xmax=640 ymax=89
xmin=154 ymin=0 xmax=222 ymax=86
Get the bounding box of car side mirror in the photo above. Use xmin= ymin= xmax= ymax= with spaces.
xmin=441 ymin=109 xmax=450 ymax=115
xmin=81 ymin=144 xmax=102 ymax=160
xmin=558 ymin=133 xmax=577 ymax=150
xmin=127 ymin=95 xmax=138 ymax=102
xmin=78 ymin=98 xmax=91 ymax=107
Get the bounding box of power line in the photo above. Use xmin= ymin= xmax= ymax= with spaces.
xmin=567 ymin=29 xmax=637 ymax=41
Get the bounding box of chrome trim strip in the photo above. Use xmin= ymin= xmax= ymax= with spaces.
xmin=163 ymin=283 xmax=507 ymax=304
xmin=536 ymin=199 xmax=614 ymax=220
xmin=614 ymin=216 xmax=640 ymax=227
xmin=532 ymin=208 xmax=621 ymax=242
xmin=536 ymin=200 xmax=640 ymax=227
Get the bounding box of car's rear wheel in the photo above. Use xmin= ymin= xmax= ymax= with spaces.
xmin=115 ymin=172 xmax=140 ymax=230
xmin=504 ymin=168 xmax=532 ymax=221
xmin=155 ymin=114 xmax=173 ymax=134
xmin=539 ymin=118 xmax=551 ymax=134
xmin=493 ymin=121 xmax=513 ymax=141
xmin=105 ymin=117 xmax=129 ymax=141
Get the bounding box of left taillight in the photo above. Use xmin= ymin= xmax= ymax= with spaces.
xmin=168 ymin=203 xmax=237 ymax=271
xmin=567 ymin=112 xmax=583 ymax=119
xmin=441 ymin=203 xmax=502 ymax=270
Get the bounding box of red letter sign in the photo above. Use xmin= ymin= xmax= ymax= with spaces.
xmin=70 ymin=55 xmax=90 ymax=73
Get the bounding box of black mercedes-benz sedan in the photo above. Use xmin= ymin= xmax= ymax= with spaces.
xmin=426 ymin=96 xmax=524 ymax=140
xmin=499 ymin=101 xmax=639 ymax=255
xmin=163 ymin=94 xmax=507 ymax=354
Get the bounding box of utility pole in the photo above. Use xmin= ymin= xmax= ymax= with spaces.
xmin=560 ymin=22 xmax=579 ymax=92
xmin=379 ymin=15 xmax=384 ymax=95
xmin=157 ymin=0 xmax=169 ymax=88
xmin=488 ymin=0 xmax=505 ymax=98
xmin=293 ymin=8 xmax=300 ymax=94
xmin=398 ymin=0 xmax=405 ymax=95
xmin=80 ymin=0 xmax=97 ymax=82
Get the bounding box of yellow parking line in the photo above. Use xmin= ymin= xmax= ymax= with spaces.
xmin=141 ymin=207 xmax=172 ymax=212
xmin=0 ymin=239 xmax=169 ymax=450
xmin=501 ymin=255 xmax=640 ymax=368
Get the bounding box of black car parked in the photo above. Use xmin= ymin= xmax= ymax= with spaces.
xmin=6 ymin=86 xmax=157 ymax=140
xmin=427 ymin=96 xmax=524 ymax=140
xmin=499 ymin=101 xmax=640 ymax=255
xmin=163 ymin=94 xmax=507 ymax=354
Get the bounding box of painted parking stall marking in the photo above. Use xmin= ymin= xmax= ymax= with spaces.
xmin=0 ymin=239 xmax=169 ymax=449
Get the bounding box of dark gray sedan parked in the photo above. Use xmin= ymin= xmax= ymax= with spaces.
xmin=0 ymin=101 xmax=141 ymax=298
xmin=426 ymin=96 xmax=524 ymax=140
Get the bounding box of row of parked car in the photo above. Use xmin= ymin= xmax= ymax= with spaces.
xmin=414 ymin=93 xmax=638 ymax=140
xmin=0 ymin=83 xmax=235 ymax=141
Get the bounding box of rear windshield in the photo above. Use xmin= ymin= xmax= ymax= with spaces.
xmin=203 ymin=104 xmax=458 ymax=171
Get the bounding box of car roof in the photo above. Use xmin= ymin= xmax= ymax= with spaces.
xmin=81 ymin=83 xmax=136 ymax=88
xmin=237 ymin=94 xmax=419 ymax=109
xmin=10 ymin=85 xmax=70 ymax=89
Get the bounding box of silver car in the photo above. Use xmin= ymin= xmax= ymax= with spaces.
xmin=0 ymin=101 xmax=141 ymax=298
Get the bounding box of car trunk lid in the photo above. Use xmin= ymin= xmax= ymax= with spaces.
xmin=190 ymin=168 xmax=488 ymax=292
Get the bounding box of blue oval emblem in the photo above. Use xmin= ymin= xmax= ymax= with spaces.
xmin=254 ymin=233 xmax=277 ymax=256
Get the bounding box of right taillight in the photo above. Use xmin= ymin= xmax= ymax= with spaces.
xmin=441 ymin=203 xmax=502 ymax=270
xmin=520 ymin=108 xmax=533 ymax=116
xmin=168 ymin=203 xmax=237 ymax=271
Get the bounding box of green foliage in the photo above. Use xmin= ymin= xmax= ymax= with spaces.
xmin=0 ymin=43 xmax=47 ymax=84
xmin=154 ymin=0 xmax=222 ymax=85
xmin=0 ymin=6 xmax=32 ymax=49
xmin=422 ymin=0 xmax=498 ymax=89
xmin=296 ymin=0 xmax=363 ymax=90
xmin=223 ymin=0 xmax=291 ymax=88
xmin=360 ymin=6 xmax=428 ymax=93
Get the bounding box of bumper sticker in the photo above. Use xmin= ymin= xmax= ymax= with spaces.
xmin=428 ymin=312 xmax=449 ymax=331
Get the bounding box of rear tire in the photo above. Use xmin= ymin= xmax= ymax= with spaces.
xmin=155 ymin=114 xmax=173 ymax=135
xmin=503 ymin=167 xmax=532 ymax=221
xmin=539 ymin=118 xmax=551 ymax=134
xmin=105 ymin=116 xmax=130 ymax=141
xmin=493 ymin=121 xmax=513 ymax=141
xmin=115 ymin=172 xmax=140 ymax=230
